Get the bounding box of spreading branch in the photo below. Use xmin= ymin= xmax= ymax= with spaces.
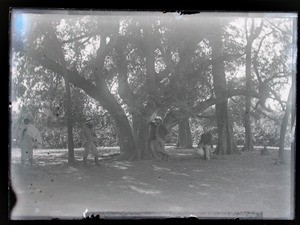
xmin=253 ymin=106 xmax=280 ymax=124
xmin=252 ymin=30 xmax=273 ymax=64
xmin=265 ymin=19 xmax=286 ymax=34
xmin=27 ymin=50 xmax=102 ymax=103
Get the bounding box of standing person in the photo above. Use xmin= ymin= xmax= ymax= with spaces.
xmin=19 ymin=118 xmax=42 ymax=167
xmin=147 ymin=120 xmax=159 ymax=158
xmin=197 ymin=125 xmax=213 ymax=161
xmin=154 ymin=116 xmax=170 ymax=160
xmin=80 ymin=117 xmax=99 ymax=166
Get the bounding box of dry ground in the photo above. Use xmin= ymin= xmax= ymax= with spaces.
xmin=9 ymin=147 xmax=294 ymax=220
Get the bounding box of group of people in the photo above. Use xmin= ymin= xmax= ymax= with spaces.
xmin=19 ymin=116 xmax=99 ymax=167
xmin=148 ymin=117 xmax=214 ymax=161
xmin=18 ymin=115 xmax=214 ymax=167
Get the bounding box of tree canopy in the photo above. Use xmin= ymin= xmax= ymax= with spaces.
xmin=10 ymin=10 xmax=295 ymax=160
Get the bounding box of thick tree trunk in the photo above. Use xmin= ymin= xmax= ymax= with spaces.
xmin=93 ymin=75 xmax=136 ymax=159
xmin=210 ymin=20 xmax=239 ymax=155
xmin=176 ymin=118 xmax=193 ymax=148
xmin=278 ymin=87 xmax=292 ymax=164
xmin=111 ymin=117 xmax=135 ymax=160
xmin=132 ymin=114 xmax=152 ymax=160
xmin=94 ymin=66 xmax=136 ymax=159
xmin=214 ymin=102 xmax=238 ymax=154
xmin=108 ymin=110 xmax=136 ymax=160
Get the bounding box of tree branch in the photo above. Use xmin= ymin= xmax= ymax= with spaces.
xmin=61 ymin=31 xmax=99 ymax=44
xmin=247 ymin=19 xmax=264 ymax=43
xmin=164 ymin=88 xmax=269 ymax=129
xmin=223 ymin=52 xmax=246 ymax=62
xmin=252 ymin=30 xmax=273 ymax=65
xmin=194 ymin=115 xmax=215 ymax=119
xmin=265 ymin=19 xmax=286 ymax=34
xmin=191 ymin=88 xmax=261 ymax=116
xmin=28 ymin=50 xmax=102 ymax=103
xmin=253 ymin=106 xmax=280 ymax=123
xmin=268 ymin=88 xmax=286 ymax=111
xmin=264 ymin=72 xmax=289 ymax=84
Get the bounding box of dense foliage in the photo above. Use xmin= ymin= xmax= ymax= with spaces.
xmin=10 ymin=11 xmax=294 ymax=153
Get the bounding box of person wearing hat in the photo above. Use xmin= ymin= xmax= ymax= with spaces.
xmin=80 ymin=117 xmax=99 ymax=166
xmin=19 ymin=118 xmax=42 ymax=167
xmin=154 ymin=116 xmax=170 ymax=160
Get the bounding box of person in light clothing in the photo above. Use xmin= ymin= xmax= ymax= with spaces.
xmin=147 ymin=120 xmax=159 ymax=158
xmin=80 ymin=117 xmax=99 ymax=166
xmin=20 ymin=118 xmax=42 ymax=166
xmin=197 ymin=125 xmax=213 ymax=161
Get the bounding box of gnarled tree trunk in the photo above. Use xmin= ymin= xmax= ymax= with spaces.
xmin=98 ymin=85 xmax=136 ymax=159
xmin=130 ymin=114 xmax=152 ymax=160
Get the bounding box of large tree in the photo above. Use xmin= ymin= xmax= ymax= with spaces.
xmin=208 ymin=17 xmax=239 ymax=155
xmin=12 ymin=11 xmax=294 ymax=161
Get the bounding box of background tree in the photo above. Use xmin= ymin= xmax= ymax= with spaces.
xmin=208 ymin=17 xmax=239 ymax=155
xmin=242 ymin=18 xmax=263 ymax=151
xmin=277 ymin=87 xmax=292 ymax=163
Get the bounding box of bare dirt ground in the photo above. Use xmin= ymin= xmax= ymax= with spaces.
xmin=9 ymin=147 xmax=294 ymax=220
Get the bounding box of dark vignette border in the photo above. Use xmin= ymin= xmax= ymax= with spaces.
xmin=1 ymin=0 xmax=299 ymax=225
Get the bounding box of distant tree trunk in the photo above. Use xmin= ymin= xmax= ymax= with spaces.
xmin=243 ymin=19 xmax=263 ymax=151
xmin=176 ymin=118 xmax=193 ymax=148
xmin=243 ymin=42 xmax=254 ymax=151
xmin=64 ymin=79 xmax=75 ymax=164
xmin=278 ymin=87 xmax=292 ymax=164
xmin=210 ymin=20 xmax=239 ymax=155
xmin=57 ymin=41 xmax=75 ymax=164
